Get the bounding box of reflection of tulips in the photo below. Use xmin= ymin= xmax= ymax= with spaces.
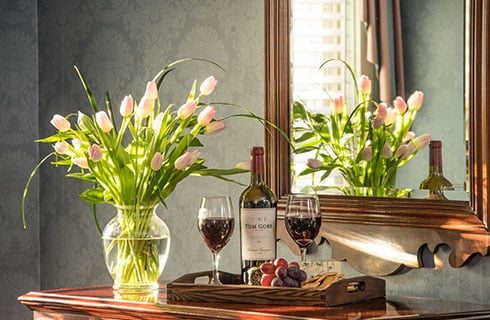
xmin=293 ymin=60 xmax=430 ymax=197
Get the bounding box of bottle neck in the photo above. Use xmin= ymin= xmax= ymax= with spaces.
xmin=251 ymin=153 xmax=265 ymax=185
xmin=429 ymin=143 xmax=443 ymax=175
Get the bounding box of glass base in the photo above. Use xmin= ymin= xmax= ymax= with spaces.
xmin=113 ymin=282 xmax=159 ymax=293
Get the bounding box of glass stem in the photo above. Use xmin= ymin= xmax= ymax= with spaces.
xmin=211 ymin=251 xmax=221 ymax=284
xmin=300 ymin=247 xmax=307 ymax=268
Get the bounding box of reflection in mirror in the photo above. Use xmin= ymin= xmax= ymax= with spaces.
xmin=289 ymin=0 xmax=468 ymax=201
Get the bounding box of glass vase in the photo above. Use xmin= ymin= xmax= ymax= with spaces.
xmin=102 ymin=204 xmax=171 ymax=292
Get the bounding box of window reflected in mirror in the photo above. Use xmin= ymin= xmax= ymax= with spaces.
xmin=290 ymin=0 xmax=469 ymax=201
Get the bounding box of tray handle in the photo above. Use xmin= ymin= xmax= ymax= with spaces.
xmin=170 ymin=271 xmax=242 ymax=285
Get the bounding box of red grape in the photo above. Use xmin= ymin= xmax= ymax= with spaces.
xmin=260 ymin=273 xmax=275 ymax=286
xmin=260 ymin=262 xmax=276 ymax=275
xmin=287 ymin=266 xmax=299 ymax=279
xmin=298 ymin=269 xmax=307 ymax=282
xmin=271 ymin=277 xmax=284 ymax=287
xmin=275 ymin=266 xmax=288 ymax=279
xmin=288 ymin=261 xmax=300 ymax=269
xmin=273 ymin=258 xmax=288 ymax=269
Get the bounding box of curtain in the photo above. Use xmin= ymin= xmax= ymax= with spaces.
xmin=361 ymin=0 xmax=405 ymax=103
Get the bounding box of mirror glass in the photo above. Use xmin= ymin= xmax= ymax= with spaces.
xmin=290 ymin=0 xmax=469 ymax=201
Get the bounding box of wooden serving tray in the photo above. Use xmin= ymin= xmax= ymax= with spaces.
xmin=167 ymin=271 xmax=385 ymax=307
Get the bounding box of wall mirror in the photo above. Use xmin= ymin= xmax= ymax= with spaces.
xmin=265 ymin=0 xmax=489 ymax=275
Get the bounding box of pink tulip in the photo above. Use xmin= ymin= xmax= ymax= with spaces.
xmin=177 ymin=100 xmax=197 ymax=119
xmin=412 ymin=133 xmax=431 ymax=150
xmin=145 ymin=81 xmax=158 ymax=100
xmin=384 ymin=108 xmax=396 ymax=126
xmin=331 ymin=94 xmax=344 ymax=114
xmin=306 ymin=158 xmax=322 ymax=169
xmin=50 ymin=114 xmax=71 ymax=132
xmin=189 ymin=150 xmax=201 ymax=166
xmin=151 ymin=152 xmax=164 ymax=171
xmin=137 ymin=96 xmax=151 ymax=119
xmin=393 ymin=96 xmax=407 ymax=114
xmin=174 ymin=152 xmax=191 ymax=170
xmin=119 ymin=95 xmax=134 ymax=117
xmin=197 ymin=106 xmax=216 ymax=126
xmin=236 ymin=161 xmax=251 ymax=170
xmin=358 ymin=75 xmax=372 ymax=95
xmin=372 ymin=116 xmax=384 ymax=130
xmin=95 ymin=111 xmax=113 ymax=133
xmin=88 ymin=144 xmax=103 ymax=162
xmin=199 ymin=76 xmax=218 ymax=96
xmin=206 ymin=120 xmax=226 ymax=135
xmin=72 ymin=138 xmax=82 ymax=151
xmin=382 ymin=143 xmax=393 ymax=158
xmin=403 ymin=131 xmax=415 ymax=143
xmin=376 ymin=103 xmax=388 ymax=120
xmin=73 ymin=157 xmax=89 ymax=169
xmin=395 ymin=144 xmax=415 ymax=160
xmin=362 ymin=146 xmax=373 ymax=161
xmin=54 ymin=141 xmax=69 ymax=154
xmin=407 ymin=91 xmax=424 ymax=111
xmin=153 ymin=112 xmax=164 ymax=133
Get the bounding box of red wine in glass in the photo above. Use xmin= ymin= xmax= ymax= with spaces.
xmin=197 ymin=196 xmax=235 ymax=285
xmin=284 ymin=194 xmax=321 ymax=267
xmin=198 ymin=217 xmax=235 ymax=252
xmin=285 ymin=216 xmax=321 ymax=248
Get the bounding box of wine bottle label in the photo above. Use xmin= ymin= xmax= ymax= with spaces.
xmin=240 ymin=208 xmax=276 ymax=260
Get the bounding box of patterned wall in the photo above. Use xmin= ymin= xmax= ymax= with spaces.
xmin=1 ymin=0 xmax=490 ymax=319
xmin=0 ymin=0 xmax=40 ymax=318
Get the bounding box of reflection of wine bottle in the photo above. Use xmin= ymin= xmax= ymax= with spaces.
xmin=419 ymin=140 xmax=453 ymax=199
xmin=239 ymin=146 xmax=277 ymax=285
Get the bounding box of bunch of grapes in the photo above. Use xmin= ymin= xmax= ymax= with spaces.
xmin=260 ymin=258 xmax=307 ymax=288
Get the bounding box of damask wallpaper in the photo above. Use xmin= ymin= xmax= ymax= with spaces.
xmin=1 ymin=0 xmax=490 ymax=319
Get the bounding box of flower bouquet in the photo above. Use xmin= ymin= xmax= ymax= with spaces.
xmin=292 ymin=60 xmax=431 ymax=197
xmin=22 ymin=58 xmax=260 ymax=291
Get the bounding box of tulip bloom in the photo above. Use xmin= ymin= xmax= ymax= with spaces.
xmin=403 ymin=131 xmax=415 ymax=143
xmin=376 ymin=103 xmax=388 ymax=120
xmin=73 ymin=157 xmax=89 ymax=169
xmin=407 ymin=91 xmax=424 ymax=111
xmin=412 ymin=133 xmax=431 ymax=150
xmin=382 ymin=143 xmax=393 ymax=158
xmin=236 ymin=161 xmax=251 ymax=170
xmin=331 ymin=94 xmax=344 ymax=115
xmin=72 ymin=138 xmax=82 ymax=151
xmin=136 ymin=96 xmax=151 ymax=119
xmin=383 ymin=108 xmax=396 ymax=126
xmin=306 ymin=158 xmax=322 ymax=169
xmin=358 ymin=75 xmax=372 ymax=95
xmin=393 ymin=96 xmax=407 ymax=114
xmin=362 ymin=146 xmax=373 ymax=161
xmin=189 ymin=150 xmax=201 ymax=166
xmin=151 ymin=152 xmax=164 ymax=171
xmin=50 ymin=114 xmax=70 ymax=132
xmin=206 ymin=120 xmax=226 ymax=135
xmin=372 ymin=116 xmax=384 ymax=130
xmin=177 ymin=100 xmax=197 ymax=119
xmin=200 ymin=76 xmax=217 ymax=96
xmin=153 ymin=112 xmax=164 ymax=133
xmin=145 ymin=81 xmax=158 ymax=100
xmin=197 ymin=106 xmax=216 ymax=126
xmin=54 ymin=141 xmax=69 ymax=154
xmin=95 ymin=111 xmax=113 ymax=133
xmin=174 ymin=152 xmax=191 ymax=170
xmin=119 ymin=95 xmax=134 ymax=117
xmin=88 ymin=144 xmax=103 ymax=162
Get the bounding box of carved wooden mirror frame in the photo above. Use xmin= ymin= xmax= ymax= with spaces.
xmin=265 ymin=0 xmax=489 ymax=275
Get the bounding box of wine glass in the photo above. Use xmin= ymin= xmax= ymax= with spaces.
xmin=284 ymin=194 xmax=322 ymax=267
xmin=197 ymin=196 xmax=235 ymax=285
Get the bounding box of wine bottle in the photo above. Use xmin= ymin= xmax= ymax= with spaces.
xmin=419 ymin=140 xmax=453 ymax=200
xmin=239 ymin=146 xmax=277 ymax=285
